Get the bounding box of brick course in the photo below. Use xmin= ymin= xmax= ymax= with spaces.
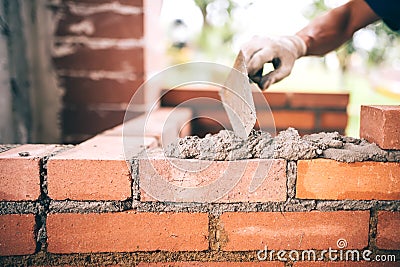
xmin=297 ymin=159 xmax=400 ymax=200
xmin=290 ymin=92 xmax=349 ymax=108
xmin=1 ymin=104 xmax=400 ymax=264
xmin=0 ymin=214 xmax=36 ymax=256
xmin=47 ymin=212 xmax=209 ymax=253
xmin=137 ymin=263 xmax=282 ymax=267
xmin=161 ymin=87 xmax=349 ymax=136
xmin=0 ymin=144 xmax=64 ymax=201
xmin=139 ymin=152 xmax=286 ymax=203
xmin=320 ymin=112 xmax=348 ymax=130
xmin=377 ymin=211 xmax=400 ymax=250
xmin=220 ymin=211 xmax=370 ymax=250
xmin=294 ymin=262 xmax=399 ymax=266
xmin=47 ymin=135 xmax=157 ymax=200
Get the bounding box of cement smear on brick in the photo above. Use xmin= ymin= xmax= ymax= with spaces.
xmin=165 ymin=127 xmax=400 ymax=162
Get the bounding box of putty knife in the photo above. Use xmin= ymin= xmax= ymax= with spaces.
xmin=219 ymin=50 xmax=257 ymax=139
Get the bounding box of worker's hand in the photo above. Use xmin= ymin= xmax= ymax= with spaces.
xmin=241 ymin=35 xmax=307 ymax=90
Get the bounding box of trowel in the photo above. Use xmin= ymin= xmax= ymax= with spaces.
xmin=219 ymin=50 xmax=257 ymax=139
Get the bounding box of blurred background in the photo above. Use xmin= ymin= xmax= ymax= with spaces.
xmin=0 ymin=0 xmax=399 ymax=144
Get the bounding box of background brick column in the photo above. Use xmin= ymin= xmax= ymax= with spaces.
xmin=53 ymin=0 xmax=164 ymax=143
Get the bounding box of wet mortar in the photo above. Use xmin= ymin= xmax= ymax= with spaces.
xmin=166 ymin=127 xmax=400 ymax=162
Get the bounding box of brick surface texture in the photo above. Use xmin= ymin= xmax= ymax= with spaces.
xmin=139 ymin=151 xmax=286 ymax=202
xmin=138 ymin=262 xmax=282 ymax=267
xmin=297 ymin=159 xmax=400 ymax=200
xmin=294 ymin=262 xmax=399 ymax=266
xmin=0 ymin=144 xmax=63 ymax=201
xmin=47 ymin=135 xmax=157 ymax=200
xmin=377 ymin=211 xmax=400 ymax=250
xmin=54 ymin=47 xmax=144 ymax=72
xmin=360 ymin=105 xmax=400 ymax=149
xmin=0 ymin=214 xmax=36 ymax=256
xmin=56 ymin=12 xmax=144 ymax=39
xmin=47 ymin=212 xmax=209 ymax=253
xmin=220 ymin=211 xmax=369 ymax=250
xmin=290 ymin=92 xmax=349 ymax=108
xmin=320 ymin=112 xmax=348 ymax=129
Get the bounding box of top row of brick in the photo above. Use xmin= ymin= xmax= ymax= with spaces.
xmin=161 ymin=87 xmax=349 ymax=110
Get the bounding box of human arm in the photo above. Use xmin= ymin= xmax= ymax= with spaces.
xmin=242 ymin=0 xmax=380 ymax=90
xmin=297 ymin=0 xmax=380 ymax=56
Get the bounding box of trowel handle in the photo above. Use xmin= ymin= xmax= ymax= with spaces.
xmin=249 ymin=58 xmax=281 ymax=89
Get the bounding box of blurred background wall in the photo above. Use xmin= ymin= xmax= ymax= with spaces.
xmin=0 ymin=0 xmax=164 ymax=144
xmin=0 ymin=0 xmax=62 ymax=144
xmin=0 ymin=0 xmax=398 ymax=144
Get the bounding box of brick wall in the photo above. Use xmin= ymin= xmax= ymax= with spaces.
xmin=52 ymin=0 xmax=164 ymax=144
xmin=160 ymin=86 xmax=349 ymax=137
xmin=0 ymin=106 xmax=399 ymax=266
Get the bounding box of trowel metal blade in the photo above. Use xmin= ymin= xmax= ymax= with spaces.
xmin=220 ymin=50 xmax=256 ymax=139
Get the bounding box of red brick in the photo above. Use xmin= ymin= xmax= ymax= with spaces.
xmin=377 ymin=211 xmax=400 ymax=250
xmin=320 ymin=112 xmax=348 ymax=129
xmin=360 ymin=105 xmax=400 ymax=149
xmin=62 ymin=107 xmax=125 ymax=135
xmin=262 ymin=92 xmax=288 ymax=108
xmin=161 ymin=87 xmax=222 ymax=109
xmin=139 ymin=150 xmax=286 ymax=202
xmin=56 ymin=12 xmax=143 ymax=39
xmin=53 ymin=47 xmax=144 ymax=72
xmin=47 ymin=212 xmax=208 ymax=253
xmin=0 ymin=145 xmax=64 ymax=201
xmin=0 ymin=214 xmax=36 ymax=256
xmin=297 ymin=159 xmax=400 ymax=200
xmin=290 ymin=92 xmax=349 ymax=109
xmin=193 ymin=109 xmax=314 ymax=134
xmin=257 ymin=110 xmax=315 ymax=129
xmin=62 ymin=76 xmax=144 ymax=104
xmin=47 ymin=135 xmax=157 ymax=200
xmin=161 ymin=88 xmax=288 ymax=108
xmin=137 ymin=262 xmax=281 ymax=267
xmin=294 ymin=262 xmax=398 ymax=266
xmin=220 ymin=211 xmax=369 ymax=251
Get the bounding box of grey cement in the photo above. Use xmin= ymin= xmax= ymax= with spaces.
xmin=286 ymin=161 xmax=297 ymax=199
xmin=49 ymin=200 xmax=133 ymax=213
xmin=166 ymin=127 xmax=400 ymax=162
xmin=134 ymin=199 xmax=400 ymax=214
xmin=0 ymin=201 xmax=38 ymax=214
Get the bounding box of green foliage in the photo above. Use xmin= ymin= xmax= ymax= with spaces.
xmin=304 ymin=0 xmax=400 ymax=70
xmin=192 ymin=0 xmax=241 ymax=63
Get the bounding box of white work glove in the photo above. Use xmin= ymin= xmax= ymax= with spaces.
xmin=242 ymin=35 xmax=307 ymax=90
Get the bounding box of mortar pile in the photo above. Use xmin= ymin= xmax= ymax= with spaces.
xmin=166 ymin=128 xmax=400 ymax=162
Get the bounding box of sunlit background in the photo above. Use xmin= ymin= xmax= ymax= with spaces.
xmin=159 ymin=0 xmax=400 ymax=137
